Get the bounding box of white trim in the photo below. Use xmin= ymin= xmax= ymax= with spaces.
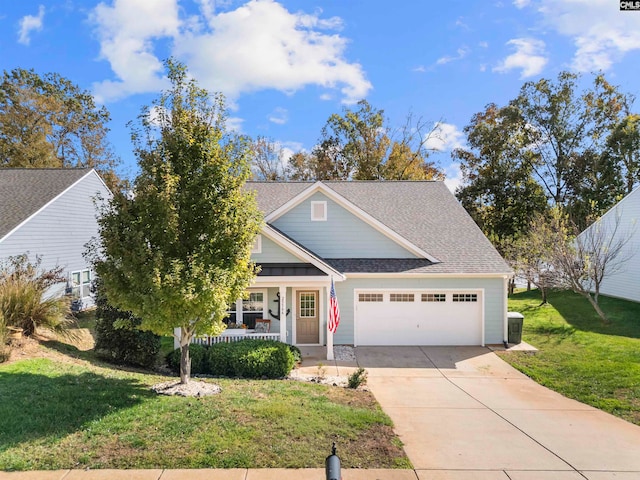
xmin=346 ymin=272 xmax=512 ymax=279
xmin=503 ymin=277 xmax=509 ymax=345
xmin=0 ymin=169 xmax=102 ymax=244
xmin=253 ymin=277 xmax=330 ymax=287
xmin=292 ymin=287 xmax=325 ymax=346
xmin=261 ymin=224 xmax=345 ymax=280
xmin=310 ymin=201 xmax=327 ymax=221
xmin=353 ymin=287 xmax=485 ymax=347
xmin=264 ymin=182 xmax=439 ymax=262
xmin=251 ymin=234 xmax=262 ymax=254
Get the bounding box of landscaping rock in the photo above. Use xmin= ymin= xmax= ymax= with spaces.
xmin=152 ymin=380 xmax=221 ymax=397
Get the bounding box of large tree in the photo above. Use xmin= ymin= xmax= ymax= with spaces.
xmin=89 ymin=60 xmax=262 ymax=384
xmin=287 ymin=100 xmax=443 ymax=181
xmin=455 ymin=72 xmax=633 ymax=236
xmin=0 ymin=68 xmax=121 ymax=189
xmin=453 ymin=103 xmax=547 ymax=254
xmin=606 ymin=113 xmax=640 ymax=195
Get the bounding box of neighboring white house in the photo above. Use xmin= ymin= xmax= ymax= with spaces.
xmin=578 ymin=186 xmax=640 ymax=303
xmin=191 ymin=181 xmax=513 ymax=357
xmin=0 ymin=168 xmax=112 ymax=310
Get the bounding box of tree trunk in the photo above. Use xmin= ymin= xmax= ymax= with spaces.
xmin=539 ymin=286 xmax=547 ymax=305
xmin=585 ymin=293 xmax=609 ymax=324
xmin=527 ymin=280 xmax=531 ymax=291
xmin=179 ymin=333 xmax=192 ymax=384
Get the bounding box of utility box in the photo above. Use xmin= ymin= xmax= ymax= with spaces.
xmin=507 ymin=312 xmax=524 ymax=345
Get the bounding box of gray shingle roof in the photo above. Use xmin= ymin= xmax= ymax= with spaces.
xmin=249 ymin=181 xmax=512 ymax=275
xmin=0 ymin=168 xmax=91 ymax=240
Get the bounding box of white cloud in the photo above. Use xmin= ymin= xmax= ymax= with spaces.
xmin=174 ymin=0 xmax=370 ymax=104
xmin=513 ymin=0 xmax=530 ymax=8
xmin=226 ymin=116 xmax=244 ymax=133
xmin=436 ymin=46 xmax=470 ymax=65
xmin=412 ymin=65 xmax=426 ymax=73
xmin=90 ymin=0 xmax=180 ymax=102
xmin=268 ymin=107 xmax=288 ymax=125
xmin=535 ymin=0 xmax=640 ymax=72
xmin=444 ymin=162 xmax=463 ymax=193
xmin=493 ymin=38 xmax=547 ymax=78
xmin=18 ymin=5 xmax=45 ymax=46
xmin=424 ymin=122 xmax=465 ymax=152
xmin=90 ymin=0 xmax=370 ymax=105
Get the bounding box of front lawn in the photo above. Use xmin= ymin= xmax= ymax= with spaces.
xmin=0 ymin=357 xmax=409 ymax=471
xmin=500 ymin=290 xmax=640 ymax=425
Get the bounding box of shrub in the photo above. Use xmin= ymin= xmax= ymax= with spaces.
xmin=288 ymin=344 xmax=302 ymax=364
xmin=167 ymin=339 xmax=295 ymax=379
xmin=231 ymin=340 xmax=295 ymax=379
xmin=166 ymin=343 xmax=207 ymax=374
xmin=0 ymin=255 xmax=73 ymax=337
xmin=347 ymin=367 xmax=368 ymax=389
xmin=93 ymin=279 xmax=160 ymax=368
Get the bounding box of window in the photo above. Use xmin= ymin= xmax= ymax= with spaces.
xmin=422 ymin=293 xmax=446 ymax=302
xmin=311 ymin=201 xmax=327 ymax=221
xmin=242 ymin=291 xmax=266 ymax=328
xmin=390 ymin=293 xmax=414 ymax=302
xmin=452 ymin=293 xmax=478 ymax=302
xmin=299 ymin=292 xmax=316 ymax=317
xmin=251 ymin=235 xmax=262 ymax=254
xmin=224 ymin=290 xmax=266 ymax=328
xmin=70 ymin=269 xmax=91 ymax=299
xmin=359 ymin=293 xmax=383 ymax=302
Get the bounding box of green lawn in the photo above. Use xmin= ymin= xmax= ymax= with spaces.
xmin=500 ymin=290 xmax=640 ymax=425
xmin=0 ymin=357 xmax=409 ymax=471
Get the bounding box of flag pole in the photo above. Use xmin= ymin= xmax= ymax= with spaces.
xmin=327 ymin=276 xmax=334 ymax=361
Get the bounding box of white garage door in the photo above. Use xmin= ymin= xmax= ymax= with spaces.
xmin=355 ymin=290 xmax=483 ymax=346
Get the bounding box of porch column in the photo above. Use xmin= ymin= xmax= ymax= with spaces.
xmin=326 ymin=285 xmax=334 ymax=361
xmin=279 ymin=285 xmax=287 ymax=343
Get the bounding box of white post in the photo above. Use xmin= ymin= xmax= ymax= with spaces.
xmin=503 ymin=276 xmax=509 ymax=345
xmin=279 ymin=285 xmax=287 ymax=343
xmin=326 ymin=283 xmax=334 ymax=361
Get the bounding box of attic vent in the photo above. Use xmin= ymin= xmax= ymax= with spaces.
xmin=311 ymin=201 xmax=327 ymax=221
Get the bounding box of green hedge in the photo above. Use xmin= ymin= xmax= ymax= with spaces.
xmin=166 ymin=339 xmax=295 ymax=379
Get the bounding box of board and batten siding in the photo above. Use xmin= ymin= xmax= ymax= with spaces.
xmin=0 ymin=171 xmax=110 ymax=284
xmin=331 ymin=277 xmax=506 ymax=346
xmin=579 ymin=186 xmax=640 ymax=303
xmin=252 ymin=235 xmax=303 ymax=264
xmin=272 ymin=191 xmax=417 ymax=259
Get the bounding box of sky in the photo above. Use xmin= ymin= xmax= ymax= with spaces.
xmin=1 ymin=0 xmax=640 ymax=191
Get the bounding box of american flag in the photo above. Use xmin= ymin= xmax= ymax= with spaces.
xmin=329 ymin=278 xmax=340 ymax=334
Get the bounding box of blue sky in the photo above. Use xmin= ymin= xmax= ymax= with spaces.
xmin=2 ymin=0 xmax=640 ymax=190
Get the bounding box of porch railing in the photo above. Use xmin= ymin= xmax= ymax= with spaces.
xmin=192 ymin=331 xmax=281 ymax=345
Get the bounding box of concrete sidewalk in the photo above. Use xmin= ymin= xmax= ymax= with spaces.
xmin=0 ymin=469 xmax=418 ymax=479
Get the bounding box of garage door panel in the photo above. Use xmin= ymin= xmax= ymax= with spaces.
xmin=356 ymin=291 xmax=482 ymax=346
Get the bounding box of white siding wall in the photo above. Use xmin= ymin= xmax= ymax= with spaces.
xmin=272 ymin=192 xmax=417 ymax=258
xmin=330 ymin=277 xmax=506 ymax=345
xmin=0 ymin=171 xmax=111 ymax=303
xmin=580 ymin=187 xmax=640 ymax=303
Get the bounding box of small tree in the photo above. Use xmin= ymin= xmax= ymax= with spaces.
xmin=89 ymin=60 xmax=262 ymax=384
xmin=514 ymin=213 xmax=564 ymax=305
xmin=550 ymin=209 xmax=635 ymax=323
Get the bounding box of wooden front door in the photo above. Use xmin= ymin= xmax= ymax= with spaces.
xmin=296 ymin=290 xmax=319 ymax=344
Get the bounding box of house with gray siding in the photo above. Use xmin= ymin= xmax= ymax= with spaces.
xmin=212 ymin=181 xmax=512 ymax=360
xmin=578 ymin=186 xmax=640 ymax=303
xmin=0 ymin=168 xmax=111 ymax=310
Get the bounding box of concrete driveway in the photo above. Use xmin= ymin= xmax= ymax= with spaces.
xmin=357 ymin=346 xmax=640 ymax=480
